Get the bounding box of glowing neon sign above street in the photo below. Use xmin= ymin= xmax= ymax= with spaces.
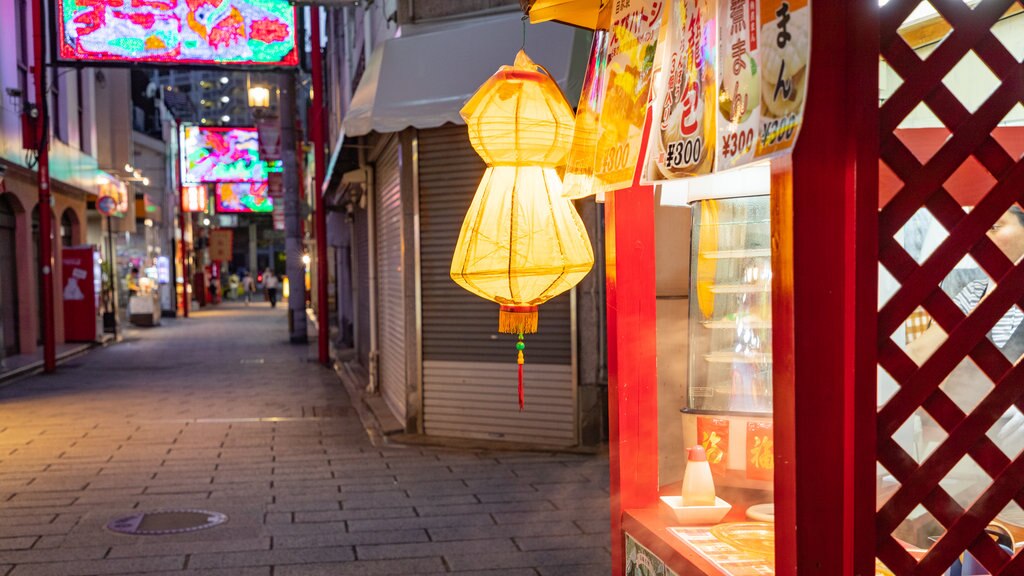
xmin=57 ymin=0 xmax=298 ymax=67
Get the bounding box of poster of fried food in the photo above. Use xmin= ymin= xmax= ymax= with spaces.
xmin=697 ymin=416 xmax=730 ymax=474
xmin=642 ymin=0 xmax=717 ymax=182
xmin=745 ymin=420 xmax=774 ymax=481
xmin=755 ymin=0 xmax=809 ymax=158
xmin=592 ymin=0 xmax=664 ymax=193
xmin=563 ymin=30 xmax=610 ymax=200
xmin=716 ymin=0 xmax=761 ymax=170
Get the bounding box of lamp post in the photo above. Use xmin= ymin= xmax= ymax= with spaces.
xmin=32 ymin=0 xmax=55 ymax=372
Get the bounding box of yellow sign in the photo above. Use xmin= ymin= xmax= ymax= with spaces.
xmin=593 ymin=0 xmax=664 ymax=193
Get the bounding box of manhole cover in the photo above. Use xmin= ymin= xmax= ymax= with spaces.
xmin=106 ymin=510 xmax=227 ymax=535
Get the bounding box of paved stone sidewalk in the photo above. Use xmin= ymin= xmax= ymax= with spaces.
xmin=0 ymin=303 xmax=610 ymax=575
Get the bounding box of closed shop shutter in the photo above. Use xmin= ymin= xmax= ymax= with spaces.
xmin=374 ymin=136 xmax=406 ymax=423
xmin=418 ymin=124 xmax=576 ymax=446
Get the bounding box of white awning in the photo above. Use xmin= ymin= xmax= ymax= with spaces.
xmin=343 ymin=12 xmax=589 ymax=137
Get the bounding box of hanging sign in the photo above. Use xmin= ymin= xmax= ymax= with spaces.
xmin=642 ymin=0 xmax=716 ymax=181
xmin=716 ymin=0 xmax=760 ymax=169
xmin=208 ymin=229 xmax=234 ymax=263
xmin=640 ymin=0 xmax=809 ymax=182
xmin=182 ymin=185 xmax=208 ymax=213
xmin=592 ymin=0 xmax=664 ymax=193
xmin=256 ymin=118 xmax=282 ymax=161
xmin=755 ymin=0 xmax=808 ymax=158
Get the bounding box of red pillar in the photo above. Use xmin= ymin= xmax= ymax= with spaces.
xmin=605 ymin=183 xmax=658 ymax=575
xmin=769 ymin=2 xmax=878 ymax=574
xmin=310 ymin=9 xmax=329 ymax=365
xmin=32 ymin=0 xmax=55 ymax=372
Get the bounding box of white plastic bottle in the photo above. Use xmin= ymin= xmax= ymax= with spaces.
xmin=681 ymin=445 xmax=717 ymax=506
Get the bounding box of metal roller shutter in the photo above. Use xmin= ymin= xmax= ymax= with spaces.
xmin=418 ymin=124 xmax=576 ymax=446
xmin=374 ymin=136 xmax=406 ymax=423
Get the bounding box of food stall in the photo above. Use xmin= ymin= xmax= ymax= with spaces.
xmin=522 ymin=0 xmax=1024 ymax=574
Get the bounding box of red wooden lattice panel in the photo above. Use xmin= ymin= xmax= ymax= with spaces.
xmin=878 ymin=0 xmax=1024 ymax=574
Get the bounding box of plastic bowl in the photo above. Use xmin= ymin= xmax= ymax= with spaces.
xmin=659 ymin=495 xmax=732 ymax=525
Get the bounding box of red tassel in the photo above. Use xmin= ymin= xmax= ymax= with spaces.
xmin=518 ymin=363 xmax=524 ymax=411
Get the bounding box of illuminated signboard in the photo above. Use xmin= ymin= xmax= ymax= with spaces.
xmin=96 ymin=174 xmax=129 ymax=218
xmin=56 ymin=0 xmax=298 ymax=67
xmin=180 ymin=126 xmax=270 ymax=184
xmin=216 ymin=182 xmax=273 ymax=213
xmin=182 ymin=185 xmax=209 ymax=212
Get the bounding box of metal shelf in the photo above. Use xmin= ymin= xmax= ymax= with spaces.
xmin=700 ymin=248 xmax=771 ymax=259
xmin=701 ymin=319 xmax=773 ymax=330
xmin=704 ymin=351 xmax=773 ymax=364
xmin=709 ymin=283 xmax=771 ymax=294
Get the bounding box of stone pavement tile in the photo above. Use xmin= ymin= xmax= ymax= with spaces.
xmin=0 ymin=498 xmax=77 ymax=509
xmin=428 ymin=521 xmax=583 ymax=543
xmin=0 ymin=546 xmax=107 ymax=565
xmin=348 ymin=513 xmax=495 ymax=533
xmin=294 ymin=507 xmax=416 ymax=523
xmin=107 ymin=536 xmax=270 ymax=558
xmin=574 ymin=519 xmax=611 ymax=534
xmin=474 ymin=491 xmax=545 ymax=504
xmin=0 ymin=540 xmax=35 ymax=552
xmin=8 ymin=556 xmax=185 ymax=576
xmin=342 ymin=493 xmax=476 ymax=511
xmin=274 ymin=557 xmax=447 ymax=576
xmin=272 ymin=528 xmax=429 ymax=549
xmin=187 ymin=546 xmax=355 ymax=569
xmin=0 ymin=517 xmax=80 ymax=538
xmin=445 ymin=548 xmax=612 ymax=572
xmin=536 ymin=564 xmax=611 ymax=575
xmin=0 ymin=565 xmax=8 ymax=576
xmin=263 ymin=512 xmax=292 ymax=524
xmin=493 ymin=509 xmax=609 ymax=525
xmin=514 ymin=533 xmax=610 ymax=552
xmin=265 ymin=522 xmax=348 ymax=537
xmin=416 ymin=501 xmax=554 ymax=517
xmin=144 ymin=568 xmax=269 ymax=576
xmin=356 ymin=537 xmax=518 ymax=561
xmin=265 ymin=499 xmax=341 ymax=512
xmin=449 ymin=571 xmax=538 ymax=576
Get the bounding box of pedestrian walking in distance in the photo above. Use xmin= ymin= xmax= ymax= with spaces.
xmin=242 ymin=273 xmax=255 ymax=306
xmin=264 ymin=269 xmax=280 ymax=308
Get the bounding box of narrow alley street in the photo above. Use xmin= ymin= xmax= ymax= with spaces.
xmin=0 ymin=304 xmax=611 ymax=576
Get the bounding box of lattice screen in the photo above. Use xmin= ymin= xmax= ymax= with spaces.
xmin=877 ymin=0 xmax=1024 ymax=574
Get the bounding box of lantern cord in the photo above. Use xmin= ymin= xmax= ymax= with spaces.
xmin=521 ymin=14 xmax=528 ymax=52
xmin=516 ymin=332 xmax=525 ymax=411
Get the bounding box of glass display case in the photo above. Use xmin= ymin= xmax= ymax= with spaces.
xmin=683 ymin=195 xmax=775 ymax=495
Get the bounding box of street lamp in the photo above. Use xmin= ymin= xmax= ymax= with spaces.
xmin=248 ymin=86 xmax=270 ymax=109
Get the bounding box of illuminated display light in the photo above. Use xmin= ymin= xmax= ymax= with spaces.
xmin=215 ymin=182 xmax=273 ymax=213
xmin=56 ymin=0 xmax=298 ymax=67
xmin=180 ymin=125 xmax=273 ymax=184
xmin=182 ymin=185 xmax=208 ymax=213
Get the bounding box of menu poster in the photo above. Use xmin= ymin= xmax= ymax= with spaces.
xmin=563 ymin=30 xmax=610 ymax=200
xmin=716 ymin=0 xmax=760 ymax=170
xmin=642 ymin=0 xmax=717 ymax=182
xmin=755 ymin=0 xmax=809 ymax=158
xmin=593 ymin=0 xmax=664 ymax=193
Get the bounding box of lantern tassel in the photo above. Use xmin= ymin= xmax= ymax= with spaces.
xmin=499 ymin=305 xmax=539 ymax=335
xmin=516 ymin=334 xmax=525 ymax=411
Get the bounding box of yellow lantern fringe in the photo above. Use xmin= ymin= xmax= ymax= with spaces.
xmin=499 ymin=306 xmax=539 ymax=335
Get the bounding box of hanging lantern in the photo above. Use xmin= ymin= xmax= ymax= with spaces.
xmin=451 ymin=50 xmax=595 ymax=410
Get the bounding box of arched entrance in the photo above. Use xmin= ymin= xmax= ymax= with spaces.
xmin=0 ymin=194 xmax=20 ymax=356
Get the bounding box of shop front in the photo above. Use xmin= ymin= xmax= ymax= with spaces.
xmin=336 ymin=10 xmax=595 ymax=443
xmin=521 ymin=0 xmax=1023 ymax=574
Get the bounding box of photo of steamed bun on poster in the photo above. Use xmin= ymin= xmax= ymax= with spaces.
xmin=642 ymin=0 xmax=809 ymax=183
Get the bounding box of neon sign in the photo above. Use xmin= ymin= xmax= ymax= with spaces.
xmin=57 ymin=0 xmax=298 ymax=67
xmin=215 ymin=182 xmax=273 ymax=213
xmin=180 ymin=126 xmax=269 ymax=184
